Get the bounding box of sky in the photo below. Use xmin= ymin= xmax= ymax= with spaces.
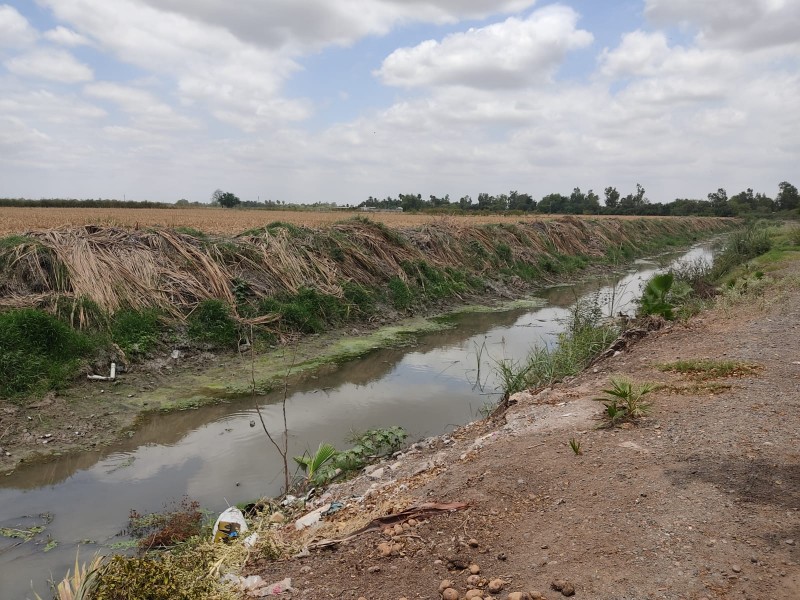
xmin=0 ymin=0 xmax=798 ymax=205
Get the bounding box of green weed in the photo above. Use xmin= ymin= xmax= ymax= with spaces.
xmin=595 ymin=377 xmax=654 ymax=427
xmin=569 ymin=438 xmax=583 ymax=456
xmin=187 ymin=300 xmax=239 ymax=348
xmin=388 ymin=276 xmax=413 ymax=309
xmin=112 ymin=309 xmax=162 ymax=358
xmin=0 ymin=309 xmax=99 ymax=400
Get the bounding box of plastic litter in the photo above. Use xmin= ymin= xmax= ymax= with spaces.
xmin=323 ymin=502 xmax=344 ymax=516
xmin=255 ymin=577 xmax=293 ymax=597
xmin=294 ymin=503 xmax=330 ymax=530
xmin=212 ymin=507 xmax=249 ymax=543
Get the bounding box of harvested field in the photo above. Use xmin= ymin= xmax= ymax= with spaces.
xmin=0 ymin=206 xmax=717 ymax=236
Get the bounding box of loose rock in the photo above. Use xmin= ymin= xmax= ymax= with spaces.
xmin=488 ymin=579 xmax=505 ymax=593
xmin=469 ymin=564 xmax=481 ymax=575
xmin=442 ymin=588 xmax=459 ymax=600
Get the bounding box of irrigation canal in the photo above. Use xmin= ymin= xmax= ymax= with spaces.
xmin=0 ymin=242 xmax=714 ymax=599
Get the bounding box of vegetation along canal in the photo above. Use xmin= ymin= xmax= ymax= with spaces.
xmin=1 ymin=242 xmax=714 ymax=599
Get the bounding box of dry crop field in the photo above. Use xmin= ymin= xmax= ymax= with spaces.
xmin=0 ymin=207 xmax=658 ymax=236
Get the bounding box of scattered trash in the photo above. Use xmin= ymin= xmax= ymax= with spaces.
xmin=295 ymin=503 xmax=330 ymax=531
xmin=221 ymin=574 xmax=294 ymax=598
xmin=87 ymin=362 xmax=116 ymax=381
xmin=243 ymin=532 xmax=258 ymax=548
xmin=212 ymin=507 xmax=249 ymax=544
xmin=323 ymin=502 xmax=344 ymax=516
xmin=257 ymin=577 xmax=293 ymax=597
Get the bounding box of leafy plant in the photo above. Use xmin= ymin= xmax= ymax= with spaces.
xmin=293 ymin=443 xmax=338 ymax=486
xmin=639 ymin=273 xmax=675 ymax=319
xmin=493 ymin=356 xmax=535 ymax=399
xmin=595 ymin=377 xmax=654 ymax=427
xmin=335 ymin=426 xmax=407 ymax=473
xmin=35 ymin=552 xmax=104 ymax=600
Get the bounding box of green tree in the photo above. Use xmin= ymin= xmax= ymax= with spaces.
xmin=604 ymin=186 xmax=620 ymax=210
xmin=211 ymin=189 xmax=241 ymax=208
xmin=776 ymin=181 xmax=799 ymax=211
xmin=707 ymin=188 xmax=731 ymax=216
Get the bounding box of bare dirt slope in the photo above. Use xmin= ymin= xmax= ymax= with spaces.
xmin=248 ymin=262 xmax=799 ymax=599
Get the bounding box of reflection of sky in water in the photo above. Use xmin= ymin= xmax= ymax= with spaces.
xmin=0 ymin=243 xmax=714 ymax=600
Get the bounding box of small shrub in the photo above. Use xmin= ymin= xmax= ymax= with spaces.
xmin=335 ymin=426 xmax=408 ymax=473
xmin=293 ymin=443 xmax=338 ymax=487
xmin=712 ymin=225 xmax=772 ymax=278
xmin=127 ymin=497 xmax=203 ymax=552
xmin=639 ymin=273 xmax=675 ymax=319
xmin=595 ymin=377 xmax=654 ymax=427
xmin=93 ymin=553 xmax=218 ymax=600
xmin=187 ymin=300 xmax=239 ymax=348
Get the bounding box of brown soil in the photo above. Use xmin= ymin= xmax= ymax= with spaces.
xmin=246 ymin=260 xmax=800 ymax=599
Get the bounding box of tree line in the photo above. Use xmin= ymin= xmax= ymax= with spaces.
xmin=359 ymin=182 xmax=799 ymax=217
xmin=2 ymin=181 xmax=796 ymax=217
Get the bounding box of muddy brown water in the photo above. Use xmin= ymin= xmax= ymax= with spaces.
xmin=0 ymin=244 xmax=714 ymax=599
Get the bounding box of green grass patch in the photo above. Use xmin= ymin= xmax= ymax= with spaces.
xmin=259 ymin=287 xmax=348 ymax=334
xmin=187 ymin=300 xmax=239 ymax=348
xmin=388 ymin=276 xmax=413 ymax=309
xmin=658 ymin=359 xmax=761 ymax=380
xmin=0 ymin=308 xmax=100 ymax=400
xmin=112 ymin=309 xmax=162 ymax=357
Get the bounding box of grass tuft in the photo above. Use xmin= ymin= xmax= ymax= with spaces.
xmin=658 ymin=359 xmax=761 ymax=380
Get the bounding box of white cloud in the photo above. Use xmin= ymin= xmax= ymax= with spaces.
xmin=377 ymin=6 xmax=593 ymax=89
xmin=645 ymin=0 xmax=800 ymax=52
xmin=84 ymin=82 xmax=199 ymax=130
xmin=43 ymin=25 xmax=91 ymax=47
xmin=39 ymin=0 xmax=308 ymax=131
xmin=599 ymin=30 xmax=670 ymax=78
xmin=136 ymin=0 xmax=538 ymax=51
xmin=4 ymin=48 xmax=93 ymax=83
xmin=0 ymin=87 xmax=106 ymax=123
xmin=0 ymin=5 xmax=37 ymax=48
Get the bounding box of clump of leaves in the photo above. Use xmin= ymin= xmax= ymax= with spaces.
xmin=293 ymin=442 xmax=338 ymax=487
xmin=639 ymin=273 xmax=675 ymax=319
xmin=292 ymin=427 xmax=408 ymax=489
xmin=127 ymin=497 xmax=203 ymax=552
xmin=595 ymin=377 xmax=654 ymax=427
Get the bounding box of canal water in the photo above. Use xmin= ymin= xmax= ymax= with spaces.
xmin=0 ymin=243 xmax=713 ymax=599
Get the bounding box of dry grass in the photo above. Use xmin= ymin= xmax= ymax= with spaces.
xmin=0 ymin=206 xmax=718 ymax=236
xmin=0 ymin=216 xmax=731 ymax=321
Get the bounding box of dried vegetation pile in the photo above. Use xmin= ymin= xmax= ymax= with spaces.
xmin=0 ymin=216 xmax=729 ymax=325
